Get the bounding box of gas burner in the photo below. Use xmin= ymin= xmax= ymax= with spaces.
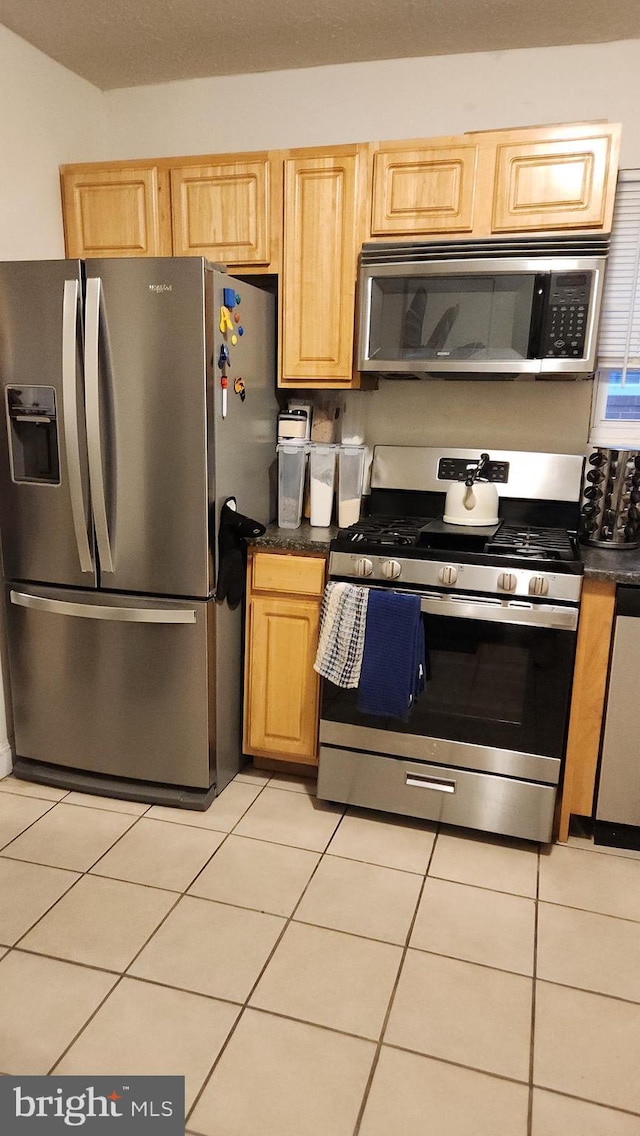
xmin=486 ymin=526 xmax=577 ymax=562
xmin=337 ymin=516 xmax=430 ymax=548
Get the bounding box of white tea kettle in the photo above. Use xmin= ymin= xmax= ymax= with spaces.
xmin=443 ymin=453 xmax=500 ymax=527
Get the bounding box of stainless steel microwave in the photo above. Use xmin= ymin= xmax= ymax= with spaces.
xmin=357 ymin=235 xmax=609 ymax=379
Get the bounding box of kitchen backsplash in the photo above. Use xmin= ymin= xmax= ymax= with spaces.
xmin=344 ymin=380 xmax=594 ymax=456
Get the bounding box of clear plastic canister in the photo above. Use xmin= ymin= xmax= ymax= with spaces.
xmin=338 ymin=445 xmax=366 ymax=528
xmin=309 ymin=443 xmax=337 ymax=527
xmin=277 ymin=442 xmax=308 ymax=529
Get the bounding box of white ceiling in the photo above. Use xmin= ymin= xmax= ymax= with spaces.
xmin=1 ymin=0 xmax=639 ymax=91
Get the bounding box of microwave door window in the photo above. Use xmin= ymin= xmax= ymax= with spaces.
xmin=369 ymin=275 xmax=536 ymax=363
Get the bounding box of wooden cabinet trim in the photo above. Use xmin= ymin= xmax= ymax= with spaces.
xmin=558 ymin=578 xmax=616 ymax=841
xmin=243 ymin=550 xmax=326 ymax=765
xmin=250 ymin=549 xmax=326 ymax=596
xmin=491 ymin=135 xmax=615 ymax=233
xmin=243 ymin=594 xmax=320 ymax=762
xmin=170 ymin=157 xmax=271 ymax=265
xmin=280 ymin=148 xmax=362 ymax=387
xmin=370 ymin=144 xmax=478 ymax=236
xmin=60 ymin=165 xmax=172 ymax=258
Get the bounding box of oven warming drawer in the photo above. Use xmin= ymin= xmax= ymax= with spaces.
xmin=317 ymin=745 xmax=557 ymax=843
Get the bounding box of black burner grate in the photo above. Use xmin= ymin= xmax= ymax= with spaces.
xmin=487 ymin=525 xmax=577 ymax=560
xmin=337 ymin=516 xmax=430 ymax=546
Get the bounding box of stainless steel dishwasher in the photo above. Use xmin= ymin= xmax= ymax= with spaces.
xmin=594 ymin=586 xmax=640 ymax=849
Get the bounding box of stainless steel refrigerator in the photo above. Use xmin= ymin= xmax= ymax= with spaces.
xmin=0 ymin=257 xmax=276 ymax=807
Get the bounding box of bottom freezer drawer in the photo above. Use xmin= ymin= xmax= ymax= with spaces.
xmin=317 ymin=745 xmax=556 ymax=843
xmin=6 ymin=584 xmax=214 ymax=790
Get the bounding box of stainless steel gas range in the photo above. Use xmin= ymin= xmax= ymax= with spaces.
xmin=317 ymin=447 xmax=586 ymax=843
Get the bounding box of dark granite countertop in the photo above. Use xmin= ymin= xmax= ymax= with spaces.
xmin=579 ymin=544 xmax=640 ymax=585
xmin=252 ymin=525 xmax=640 ymax=586
xmin=252 ymin=522 xmax=337 ymax=554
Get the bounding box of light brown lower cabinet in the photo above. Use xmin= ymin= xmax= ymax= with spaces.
xmin=243 ymin=550 xmax=326 ymax=766
xmin=558 ymin=578 xmax=616 ymax=841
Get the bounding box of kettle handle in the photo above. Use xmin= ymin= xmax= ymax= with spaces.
xmin=467 ymin=453 xmax=490 ymax=486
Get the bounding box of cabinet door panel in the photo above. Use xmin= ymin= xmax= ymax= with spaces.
xmin=170 ymin=159 xmax=270 ymax=265
xmin=492 ymin=135 xmax=615 ymax=233
xmin=61 ymin=167 xmax=170 ymax=258
xmin=281 ymin=151 xmax=360 ymax=384
xmin=251 ymin=552 xmax=325 ymax=597
xmin=244 ymin=595 xmax=320 ymax=763
xmin=371 ymin=146 xmax=478 ymax=235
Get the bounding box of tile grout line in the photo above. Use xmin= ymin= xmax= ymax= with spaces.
xmin=527 ymin=845 xmax=541 ymax=1136
xmin=350 ymin=822 xmax=442 ymax=1136
xmin=0 ymin=797 xmax=60 ymax=854
xmin=46 ymin=972 xmax=128 ymax=1077
xmin=183 ymin=795 xmax=350 ymax=1122
xmin=0 ymin=777 xmax=278 ymax=1078
xmin=5 ymin=780 xmax=640 ymax=1122
xmin=32 ymin=777 xmax=279 ymax=1078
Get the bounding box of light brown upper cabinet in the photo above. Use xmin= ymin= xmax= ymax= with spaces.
xmin=169 ymin=153 xmax=279 ymax=271
xmin=61 ymin=154 xmax=279 ymax=271
xmin=61 ymin=163 xmax=172 ymax=258
xmin=368 ymin=123 xmax=621 ymax=241
xmin=279 ymin=145 xmax=369 ymax=389
xmin=489 ymin=123 xmax=621 ymax=234
xmin=370 ymin=141 xmax=480 ymax=236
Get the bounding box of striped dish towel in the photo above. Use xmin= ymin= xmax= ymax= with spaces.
xmin=313 ymin=581 xmax=369 ymax=688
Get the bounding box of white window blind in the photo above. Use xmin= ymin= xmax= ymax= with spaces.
xmin=597 ymin=170 xmax=640 ymax=370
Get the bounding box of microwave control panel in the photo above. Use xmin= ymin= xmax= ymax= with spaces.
xmin=541 ymin=272 xmax=592 ymax=359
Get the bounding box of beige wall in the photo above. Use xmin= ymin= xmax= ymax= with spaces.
xmin=0 ymin=25 xmax=106 ymax=770
xmin=103 ymin=39 xmax=640 ymax=166
xmin=348 ymin=379 xmax=593 ymax=455
xmin=0 ymin=24 xmax=106 ymax=259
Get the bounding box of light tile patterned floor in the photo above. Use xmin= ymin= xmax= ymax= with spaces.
xmin=0 ymin=771 xmax=640 ymax=1135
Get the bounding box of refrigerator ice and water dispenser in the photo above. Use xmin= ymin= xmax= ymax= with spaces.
xmin=6 ymin=385 xmax=59 ymax=484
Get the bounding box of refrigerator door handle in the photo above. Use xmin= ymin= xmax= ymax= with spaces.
xmin=84 ymin=276 xmax=114 ymax=573
xmin=62 ymin=279 xmax=94 ymax=574
xmin=10 ymin=590 xmax=196 ymax=624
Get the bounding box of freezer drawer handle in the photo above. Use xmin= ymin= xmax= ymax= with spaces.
xmin=405 ymin=772 xmax=457 ymax=794
xmin=62 ymin=279 xmax=94 ymax=574
xmin=84 ymin=277 xmax=114 ymax=574
xmin=10 ymin=591 xmax=196 ymax=624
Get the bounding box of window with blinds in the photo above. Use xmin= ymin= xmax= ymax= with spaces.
xmin=591 ymin=170 xmax=640 ymax=445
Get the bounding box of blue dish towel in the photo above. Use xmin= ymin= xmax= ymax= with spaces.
xmin=357 ymin=590 xmax=426 ymax=721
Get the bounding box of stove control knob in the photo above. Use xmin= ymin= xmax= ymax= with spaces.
xmin=529 ymin=575 xmax=550 ymax=597
xmin=381 ymin=559 xmax=402 ymax=580
xmin=439 ymin=565 xmax=458 ymax=585
xmin=498 ymin=571 xmax=517 ymax=592
xmin=354 ymin=557 xmax=373 ymax=578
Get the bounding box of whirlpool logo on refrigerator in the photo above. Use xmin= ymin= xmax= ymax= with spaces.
xmin=148 ymin=283 xmax=173 ymax=293
xmin=1 ymin=1076 xmax=184 ymax=1133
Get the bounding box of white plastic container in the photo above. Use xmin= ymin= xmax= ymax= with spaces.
xmin=309 ymin=443 xmax=337 ymax=527
xmin=338 ymin=445 xmax=366 ymax=528
xmin=277 ymin=442 xmax=308 ymax=529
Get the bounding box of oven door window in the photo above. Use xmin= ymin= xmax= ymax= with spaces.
xmin=366 ymin=273 xmax=536 ymax=363
xmin=322 ymin=610 xmax=576 ymax=760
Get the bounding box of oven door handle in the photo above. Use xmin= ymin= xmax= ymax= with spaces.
xmin=418 ymin=593 xmax=578 ymax=631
